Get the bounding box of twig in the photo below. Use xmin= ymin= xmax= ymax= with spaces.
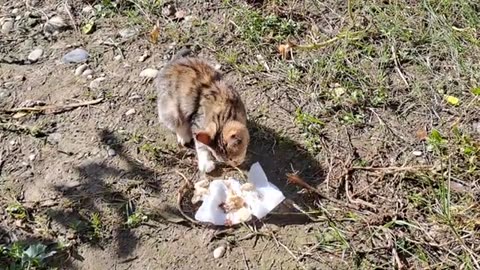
xmin=350 ymin=165 xmax=433 ymax=172
xmin=241 ymin=248 xmax=250 ymax=270
xmin=297 ymin=242 xmax=322 ymax=261
xmin=391 ymin=45 xmax=409 ymax=88
xmin=271 ymin=234 xmax=306 ymax=270
xmin=286 ymin=173 xmax=360 ymax=210
xmin=295 ymin=30 xmax=365 ymax=50
xmin=175 ymin=170 xmax=200 ymax=225
xmin=1 ymin=98 xmax=104 ymax=115
xmin=392 ymin=247 xmax=404 ymax=269
xmin=63 ymin=0 xmax=79 ymax=33
xmin=344 ymin=174 xmax=377 ymax=210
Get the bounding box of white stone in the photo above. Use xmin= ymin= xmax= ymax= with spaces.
xmin=75 ymin=64 xmax=88 ymax=76
xmin=125 ymin=108 xmax=136 ymax=116
xmin=412 ymin=151 xmax=422 ymax=156
xmin=1 ymin=20 xmax=13 ymax=34
xmin=89 ymin=77 xmax=105 ymax=89
xmin=82 ymin=69 xmax=93 ymax=76
xmin=46 ymin=16 xmax=66 ymax=29
xmin=213 ymin=246 xmax=226 ymax=259
xmin=139 ymin=68 xmax=158 ymax=78
xmin=27 ymin=48 xmax=43 ymax=62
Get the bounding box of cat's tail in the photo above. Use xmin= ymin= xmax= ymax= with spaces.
xmin=171 ymin=47 xmax=191 ymax=61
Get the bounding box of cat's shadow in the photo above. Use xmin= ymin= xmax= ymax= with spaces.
xmin=241 ymin=120 xmax=326 ymax=225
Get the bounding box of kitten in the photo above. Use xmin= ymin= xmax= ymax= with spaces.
xmin=155 ymin=49 xmax=249 ymax=173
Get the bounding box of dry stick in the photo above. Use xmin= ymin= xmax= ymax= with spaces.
xmin=175 ymin=170 xmax=201 ymax=225
xmin=0 ymin=98 xmax=104 ymax=114
xmin=241 ymin=248 xmax=250 ymax=270
xmin=343 ymin=165 xmax=432 ymax=209
xmin=344 ymin=175 xmax=377 ymax=210
xmin=391 ymin=45 xmax=409 ymax=88
xmin=271 ymin=234 xmax=307 ymax=270
xmin=286 ymin=174 xmax=360 ymax=210
xmin=349 ymin=165 xmax=433 ymax=172
xmin=63 ymin=0 xmax=79 ymax=34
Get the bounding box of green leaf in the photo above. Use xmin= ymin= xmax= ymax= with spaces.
xmin=428 ymin=129 xmax=443 ymax=142
xmin=82 ymin=20 xmax=96 ymax=34
xmin=444 ymin=95 xmax=460 ymax=106
xmin=23 ymin=244 xmax=46 ymax=259
xmin=472 ymin=87 xmax=480 ymax=96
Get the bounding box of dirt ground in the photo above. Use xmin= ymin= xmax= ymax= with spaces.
xmin=1 ymin=0 xmax=479 ymax=269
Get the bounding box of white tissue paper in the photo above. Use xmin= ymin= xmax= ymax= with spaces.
xmin=194 ymin=162 xmax=285 ymax=226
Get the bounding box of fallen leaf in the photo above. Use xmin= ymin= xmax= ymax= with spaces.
xmin=13 ymin=112 xmax=28 ymax=119
xmin=444 ymin=95 xmax=460 ymax=106
xmin=415 ymin=128 xmax=428 ymax=141
xmin=82 ymin=20 xmax=95 ymax=34
xmin=278 ymin=41 xmax=295 ymax=60
xmin=472 ymin=87 xmax=480 ymax=96
xmin=149 ymin=24 xmax=160 ymax=44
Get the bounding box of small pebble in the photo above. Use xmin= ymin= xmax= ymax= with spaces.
xmin=125 ymin=108 xmax=136 ymax=116
xmin=118 ymin=28 xmax=138 ymax=39
xmin=47 ymin=133 xmax=62 ymax=144
xmin=28 ymin=154 xmax=36 ymax=161
xmin=114 ymin=55 xmax=122 ymax=61
xmin=11 ymin=8 xmax=20 ymax=15
xmin=27 ymin=48 xmax=43 ymax=62
xmin=82 ymin=6 xmax=94 ymax=13
xmin=107 ymin=148 xmax=116 ymax=157
xmin=1 ymin=20 xmax=13 ymax=34
xmin=214 ymin=64 xmax=222 ymax=70
xmin=45 ymin=16 xmax=67 ymax=32
xmin=82 ymin=69 xmax=93 ymax=76
xmin=138 ymin=50 xmax=150 ymax=62
xmin=474 ymin=121 xmax=480 ymax=134
xmin=64 ymin=181 xmax=81 ymax=189
xmin=162 ymin=5 xmax=176 ymax=17
xmin=75 ymin=64 xmax=88 ymax=76
xmin=213 ymin=245 xmax=226 ymax=259
xmin=129 ymin=94 xmax=141 ymax=100
xmin=27 ymin=18 xmax=38 ymax=27
xmin=412 ymin=151 xmax=422 ymax=156
xmin=140 ymin=68 xmax=158 ymax=78
xmin=62 ymin=48 xmax=89 ymax=64
xmin=89 ymin=77 xmax=105 ymax=89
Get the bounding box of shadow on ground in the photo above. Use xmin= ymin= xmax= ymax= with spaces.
xmin=36 ymin=121 xmax=323 ymax=266
xmin=244 ymin=120 xmax=325 ymax=225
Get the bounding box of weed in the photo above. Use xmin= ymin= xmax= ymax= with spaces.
xmin=340 ymin=112 xmax=364 ymax=126
xmin=427 ymin=129 xmax=446 ymax=153
xmin=90 ymin=213 xmax=103 ymax=239
xmin=6 ymin=203 xmax=28 ymax=220
xmin=0 ymin=242 xmax=58 ymax=269
xmin=125 ymin=200 xmax=148 ymax=228
xmin=233 ymin=7 xmax=300 ymax=44
xmin=295 ymin=109 xmax=324 ymax=153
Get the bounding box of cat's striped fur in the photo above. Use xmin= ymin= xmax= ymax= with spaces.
xmin=155 ymin=49 xmax=249 ymax=173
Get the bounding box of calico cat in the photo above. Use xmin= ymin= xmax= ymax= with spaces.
xmin=155 ymin=48 xmax=249 ymax=173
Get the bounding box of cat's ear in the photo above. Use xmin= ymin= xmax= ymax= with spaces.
xmin=195 ymin=132 xmax=213 ymax=146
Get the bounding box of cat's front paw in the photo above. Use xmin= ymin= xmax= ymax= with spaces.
xmin=198 ymin=158 xmax=215 ymax=173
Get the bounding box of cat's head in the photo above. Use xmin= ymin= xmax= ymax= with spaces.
xmin=195 ymin=120 xmax=249 ymax=167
